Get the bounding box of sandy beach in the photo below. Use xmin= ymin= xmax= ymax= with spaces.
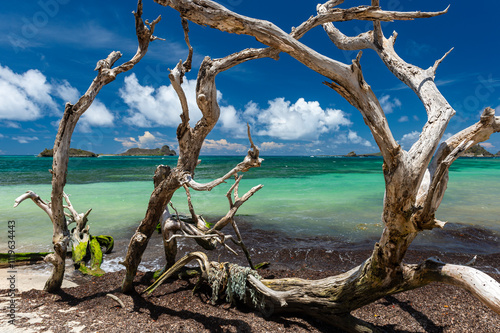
xmin=1 ymin=249 xmax=498 ymax=332
xmin=0 ymin=266 xmax=78 ymax=333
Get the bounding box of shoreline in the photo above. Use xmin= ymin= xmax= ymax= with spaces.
xmin=1 ymin=218 xmax=499 ymax=332
xmin=2 ymin=218 xmax=499 ymax=274
xmin=1 ymin=249 xmax=498 ymax=332
xmin=2 ymin=244 xmax=499 ymax=291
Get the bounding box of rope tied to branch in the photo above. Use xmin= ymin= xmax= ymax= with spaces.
xmin=208 ymin=262 xmax=264 ymax=309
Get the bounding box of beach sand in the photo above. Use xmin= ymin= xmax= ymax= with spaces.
xmin=0 ymin=268 xmax=78 ymax=292
xmin=0 ymin=249 xmax=499 ymax=332
xmin=0 ymin=267 xmax=78 ymax=333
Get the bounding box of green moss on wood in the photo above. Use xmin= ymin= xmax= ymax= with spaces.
xmin=88 ymin=236 xmax=105 ymax=276
xmin=0 ymin=252 xmax=52 ymax=268
xmin=95 ymin=235 xmax=114 ymax=254
xmin=72 ymin=240 xmax=89 ymax=264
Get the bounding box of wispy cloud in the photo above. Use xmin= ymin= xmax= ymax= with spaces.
xmin=379 ymin=95 xmax=401 ymax=114
xmin=434 ymin=78 xmax=461 ymax=87
xmin=405 ymin=40 xmax=432 ymax=57
xmin=13 ymin=136 xmax=39 ymax=144
xmin=202 ymin=139 xmax=247 ymax=153
xmin=399 ymin=131 xmax=420 ymax=150
xmin=0 ymin=120 xmax=21 ymax=128
xmin=480 ymin=142 xmax=494 ymax=149
xmin=114 ymin=131 xmax=167 ymax=149
xmin=260 ymin=141 xmax=285 ymax=151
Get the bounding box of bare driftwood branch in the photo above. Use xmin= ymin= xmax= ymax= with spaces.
xmin=122 ymin=36 xmax=267 ymax=292
xmin=158 ymin=0 xmax=400 ymax=170
xmin=14 ymin=191 xmax=52 ymax=220
xmin=418 ymin=258 xmax=500 ymax=313
xmin=106 ymin=294 xmax=126 ymax=309
xmin=142 ymin=1 xmax=500 ymax=329
xmin=19 ymin=0 xmax=159 ymax=292
xmin=413 ymin=107 xmax=500 ymax=229
xmin=184 ymin=128 xmax=263 ymax=191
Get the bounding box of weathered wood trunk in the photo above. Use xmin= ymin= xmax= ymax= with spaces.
xmin=121 ymin=38 xmax=266 ymax=291
xmin=143 ymin=1 xmax=500 ymax=330
xmin=14 ymin=0 xmax=159 ymax=292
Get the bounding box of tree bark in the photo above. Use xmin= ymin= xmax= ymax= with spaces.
xmin=15 ymin=0 xmax=159 ymax=292
xmin=148 ymin=0 xmax=500 ymax=329
xmin=121 ymin=12 xmax=272 ymax=291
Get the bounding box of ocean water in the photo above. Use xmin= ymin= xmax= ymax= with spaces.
xmin=1 ymin=155 xmax=499 ymax=259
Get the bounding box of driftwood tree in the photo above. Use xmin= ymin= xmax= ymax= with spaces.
xmin=121 ymin=17 xmax=269 ymax=292
xmin=121 ymin=1 xmax=500 ymax=331
xmin=13 ymin=192 xmax=114 ymax=276
xmin=13 ymin=0 xmax=160 ymax=292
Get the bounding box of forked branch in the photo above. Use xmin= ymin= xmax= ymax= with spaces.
xmin=414 ymin=107 xmax=500 ymax=228
xmin=14 ymin=191 xmax=52 ymax=220
xmin=184 ymin=127 xmax=263 ymax=191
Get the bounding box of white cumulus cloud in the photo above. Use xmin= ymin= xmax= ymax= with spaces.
xmin=257 ymin=98 xmax=351 ymax=140
xmin=260 ymin=141 xmax=285 ymax=151
xmin=0 ymin=65 xmax=58 ymax=121
xmin=114 ymin=131 xmax=165 ymax=149
xmin=79 ymin=100 xmax=114 ymax=132
xmin=54 ymin=80 xmax=80 ymax=103
xmin=348 ymin=130 xmax=372 ymax=147
xmin=0 ymin=65 xmax=114 ymax=132
xmin=120 ymin=74 xmax=205 ymax=128
xmin=202 ymin=139 xmax=247 ymax=152
xmin=219 ymin=105 xmax=247 ymax=138
xmin=119 ymin=77 xmax=353 ymax=143
xmin=379 ymin=95 xmax=402 ymax=114
xmin=239 ymin=98 xmax=351 ymax=141
xmin=399 ymin=131 xmax=420 ymax=150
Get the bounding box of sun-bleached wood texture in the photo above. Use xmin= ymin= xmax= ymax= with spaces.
xmin=146 ymin=0 xmax=500 ymax=331
xmin=13 ymin=0 xmax=160 ymax=292
xmin=121 ymin=17 xmax=266 ymax=292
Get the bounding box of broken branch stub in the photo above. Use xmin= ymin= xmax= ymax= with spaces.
xmin=144 ymin=1 xmax=500 ymax=329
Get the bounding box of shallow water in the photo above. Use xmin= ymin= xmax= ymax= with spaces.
xmin=1 ymin=156 xmax=499 ymax=258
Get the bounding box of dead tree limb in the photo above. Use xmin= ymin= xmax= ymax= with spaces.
xmin=149 ymin=0 xmax=500 ymax=330
xmin=14 ymin=191 xmax=52 ymax=220
xmin=17 ymin=0 xmax=159 ymax=292
xmin=121 ymin=22 xmax=267 ymax=292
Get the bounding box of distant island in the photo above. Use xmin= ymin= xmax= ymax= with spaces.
xmin=462 ymin=144 xmax=495 ymax=157
xmin=38 ymin=145 xmax=176 ymax=157
xmin=38 ymin=148 xmax=97 ymax=157
xmin=343 ymin=151 xmax=382 ymax=157
xmin=117 ymin=145 xmax=176 ymax=156
xmin=344 ymin=144 xmax=499 ymax=158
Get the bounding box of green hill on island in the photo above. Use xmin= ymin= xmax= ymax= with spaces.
xmin=345 ymin=145 xmax=496 ymax=158
xmin=38 ymin=148 xmax=97 ymax=157
xmin=462 ymin=144 xmax=494 ymax=157
xmin=118 ymin=145 xmax=176 ymax=156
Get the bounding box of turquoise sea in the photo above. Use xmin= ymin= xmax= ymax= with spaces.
xmin=1 ymin=155 xmax=499 ymax=267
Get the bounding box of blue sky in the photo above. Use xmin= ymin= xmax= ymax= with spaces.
xmin=1 ymin=0 xmax=499 ymax=156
